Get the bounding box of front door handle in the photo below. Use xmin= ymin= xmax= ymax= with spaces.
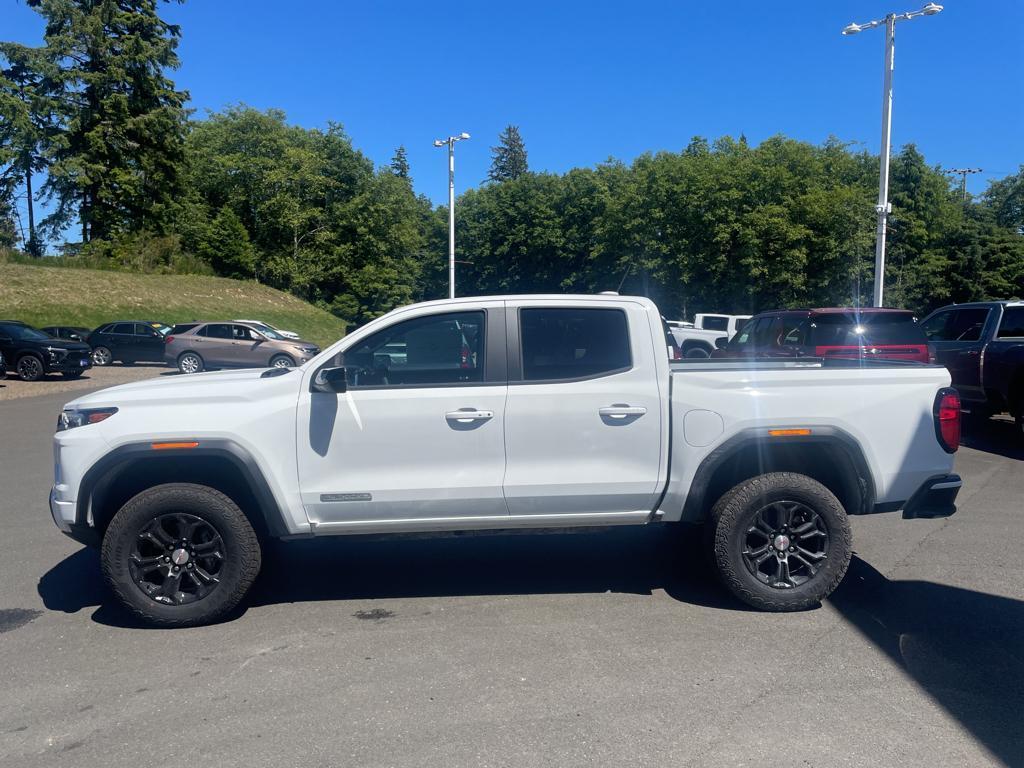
xmin=599 ymin=405 xmax=647 ymax=419
xmin=445 ymin=409 xmax=494 ymax=423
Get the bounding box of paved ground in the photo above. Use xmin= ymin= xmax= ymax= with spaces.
xmin=0 ymin=363 xmax=167 ymax=401
xmin=0 ymin=387 xmax=1021 ymax=768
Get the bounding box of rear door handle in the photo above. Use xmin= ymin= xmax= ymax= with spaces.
xmin=445 ymin=409 xmax=494 ymax=423
xmin=599 ymin=405 xmax=647 ymax=419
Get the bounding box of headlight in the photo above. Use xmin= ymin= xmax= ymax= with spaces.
xmin=46 ymin=346 xmax=68 ymax=362
xmin=296 ymin=346 xmax=319 ymax=355
xmin=57 ymin=407 xmax=118 ymax=432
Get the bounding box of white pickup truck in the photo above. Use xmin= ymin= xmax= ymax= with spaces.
xmin=670 ymin=313 xmax=751 ymax=358
xmin=50 ymin=295 xmax=962 ymax=627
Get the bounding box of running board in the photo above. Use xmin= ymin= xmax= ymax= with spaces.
xmin=309 ymin=510 xmax=653 ymax=536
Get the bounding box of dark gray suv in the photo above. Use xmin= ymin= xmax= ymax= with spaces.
xmin=164 ymin=322 xmax=320 ymax=374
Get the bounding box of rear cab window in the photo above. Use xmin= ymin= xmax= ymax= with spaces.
xmin=922 ymin=308 xmax=990 ymax=342
xmin=519 ymin=307 xmax=630 ymax=381
xmin=997 ymin=306 xmax=1024 ymax=338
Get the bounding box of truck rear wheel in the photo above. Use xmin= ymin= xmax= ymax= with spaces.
xmin=708 ymin=472 xmax=852 ymax=611
xmin=100 ymin=483 xmax=261 ymax=627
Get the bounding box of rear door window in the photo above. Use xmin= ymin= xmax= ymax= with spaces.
xmin=997 ymin=307 xmax=1024 ymax=338
xmin=520 ymin=308 xmax=630 ymax=381
xmin=197 ymin=324 xmax=233 ymax=339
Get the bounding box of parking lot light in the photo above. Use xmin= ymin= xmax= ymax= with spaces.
xmin=433 ymin=132 xmax=471 ymax=299
xmin=841 ymin=4 xmax=943 ymax=307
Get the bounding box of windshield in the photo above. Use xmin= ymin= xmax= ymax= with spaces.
xmin=248 ymin=323 xmax=284 ymax=340
xmin=1 ymin=323 xmax=51 ymax=341
xmin=809 ymin=313 xmax=925 ymax=346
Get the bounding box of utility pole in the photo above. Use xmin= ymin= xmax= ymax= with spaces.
xmin=842 ymin=3 xmax=944 ymax=307
xmin=433 ymin=132 xmax=471 ymax=299
xmin=946 ymin=168 xmax=983 ymax=201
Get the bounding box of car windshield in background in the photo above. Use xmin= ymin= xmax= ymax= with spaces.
xmin=1 ymin=323 xmax=51 ymax=341
xmin=248 ymin=323 xmax=284 ymax=340
xmin=151 ymin=324 xmax=172 ymax=335
xmin=809 ymin=314 xmax=925 ymax=347
xmin=169 ymin=324 xmax=199 ymax=335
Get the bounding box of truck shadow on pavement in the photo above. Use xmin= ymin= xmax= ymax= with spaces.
xmin=829 ymin=556 xmax=1024 ymax=767
xmin=38 ymin=540 xmax=1024 ymax=764
xmin=960 ymin=415 xmax=1024 ymax=460
xmin=37 ymin=525 xmax=745 ymax=623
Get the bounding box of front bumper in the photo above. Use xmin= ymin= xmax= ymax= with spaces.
xmin=901 ymin=474 xmax=961 ymax=520
xmin=49 ymin=488 xmax=100 ymax=547
xmin=46 ymin=354 xmax=92 ymax=373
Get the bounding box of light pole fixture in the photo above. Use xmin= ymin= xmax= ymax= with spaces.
xmin=842 ymin=3 xmax=943 ymax=307
xmin=433 ymin=132 xmax=471 ymax=299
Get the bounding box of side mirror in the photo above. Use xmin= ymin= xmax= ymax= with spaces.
xmin=714 ymin=337 xmax=729 ymax=350
xmin=312 ymin=366 xmax=348 ymax=393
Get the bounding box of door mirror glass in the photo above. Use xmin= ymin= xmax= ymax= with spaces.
xmin=312 ymin=366 xmax=348 ymax=393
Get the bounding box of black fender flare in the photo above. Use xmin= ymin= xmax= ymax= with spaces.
xmin=76 ymin=438 xmax=291 ymax=539
xmin=680 ymin=426 xmax=877 ymax=522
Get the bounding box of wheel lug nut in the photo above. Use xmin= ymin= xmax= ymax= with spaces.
xmin=164 ymin=556 xmax=170 ymax=562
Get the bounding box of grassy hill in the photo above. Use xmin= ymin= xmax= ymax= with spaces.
xmin=0 ymin=263 xmax=347 ymax=347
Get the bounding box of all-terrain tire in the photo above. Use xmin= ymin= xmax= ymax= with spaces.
xmin=101 ymin=483 xmax=261 ymax=627
xmin=708 ymin=472 xmax=852 ymax=612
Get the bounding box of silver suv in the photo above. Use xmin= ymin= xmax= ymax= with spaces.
xmin=164 ymin=322 xmax=320 ymax=374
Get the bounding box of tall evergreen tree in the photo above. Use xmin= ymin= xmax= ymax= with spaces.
xmin=0 ymin=43 xmax=54 ymax=255
xmin=26 ymin=0 xmax=188 ymax=243
xmin=390 ymin=145 xmax=410 ymax=180
xmin=488 ymin=124 xmax=528 ymax=182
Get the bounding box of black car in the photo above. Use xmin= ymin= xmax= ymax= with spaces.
xmin=0 ymin=350 xmax=6 ymax=379
xmin=0 ymin=320 xmax=93 ymax=381
xmin=41 ymin=325 xmax=92 ymax=343
xmin=87 ymin=320 xmax=171 ymax=366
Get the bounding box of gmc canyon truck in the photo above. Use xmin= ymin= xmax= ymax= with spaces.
xmin=50 ymin=295 xmax=962 ymax=627
xmin=920 ymin=300 xmax=1024 ymax=432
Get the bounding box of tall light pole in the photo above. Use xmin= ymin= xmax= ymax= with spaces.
xmin=433 ymin=132 xmax=471 ymax=299
xmin=842 ymin=2 xmax=943 ymax=307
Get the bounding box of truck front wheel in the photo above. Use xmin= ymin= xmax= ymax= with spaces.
xmin=100 ymin=483 xmax=262 ymax=627
xmin=708 ymin=472 xmax=852 ymax=611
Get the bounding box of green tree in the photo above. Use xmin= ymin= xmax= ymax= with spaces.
xmin=984 ymin=166 xmax=1024 ymax=234
xmin=488 ymin=124 xmax=528 ymax=182
xmin=390 ymin=145 xmax=410 ymax=180
xmin=0 ymin=43 xmax=55 ymax=255
xmin=25 ymin=0 xmax=188 ymax=242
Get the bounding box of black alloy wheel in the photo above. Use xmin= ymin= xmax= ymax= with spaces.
xmin=129 ymin=512 xmax=226 ymax=606
xmin=741 ymin=500 xmax=829 ymax=589
xmin=709 ymin=472 xmax=852 ymax=612
xmin=17 ymin=355 xmax=44 ymax=381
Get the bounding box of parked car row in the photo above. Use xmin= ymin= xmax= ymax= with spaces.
xmin=0 ymin=317 xmax=316 ymax=381
xmin=674 ymin=300 xmax=1024 ymax=434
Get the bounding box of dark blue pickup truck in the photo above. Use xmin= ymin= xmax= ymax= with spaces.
xmin=921 ymin=301 xmax=1024 ymax=431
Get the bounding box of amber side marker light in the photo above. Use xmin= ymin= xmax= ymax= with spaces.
xmin=768 ymin=428 xmax=812 ymax=437
xmin=151 ymin=441 xmax=200 ymax=451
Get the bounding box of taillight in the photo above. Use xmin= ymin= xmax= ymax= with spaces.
xmin=934 ymin=388 xmax=960 ymax=453
xmin=165 ymin=335 xmax=174 ymax=344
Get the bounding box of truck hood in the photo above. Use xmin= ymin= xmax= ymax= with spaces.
xmin=66 ymin=367 xmax=301 ymax=409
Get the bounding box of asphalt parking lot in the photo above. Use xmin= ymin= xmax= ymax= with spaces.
xmin=1 ymin=386 xmax=1021 ymax=768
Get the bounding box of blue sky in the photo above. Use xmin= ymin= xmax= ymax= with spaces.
xmin=5 ymin=0 xmax=1023 ymax=208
